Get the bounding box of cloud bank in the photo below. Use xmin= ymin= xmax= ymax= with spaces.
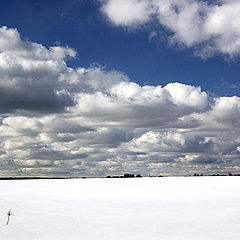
xmin=0 ymin=26 xmax=239 ymax=177
xmin=101 ymin=0 xmax=240 ymax=57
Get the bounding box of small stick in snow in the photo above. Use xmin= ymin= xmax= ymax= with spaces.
xmin=6 ymin=209 xmax=12 ymax=225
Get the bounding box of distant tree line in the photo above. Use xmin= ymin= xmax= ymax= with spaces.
xmin=0 ymin=177 xmax=68 ymax=180
xmin=192 ymin=172 xmax=239 ymax=177
xmin=106 ymin=173 xmax=143 ymax=178
xmin=193 ymin=173 xmax=204 ymax=176
xmin=106 ymin=173 xmax=165 ymax=178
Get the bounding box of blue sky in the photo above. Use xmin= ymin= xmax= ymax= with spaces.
xmin=0 ymin=0 xmax=240 ymax=177
xmin=1 ymin=0 xmax=240 ymax=96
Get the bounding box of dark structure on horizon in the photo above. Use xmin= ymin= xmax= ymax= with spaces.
xmin=106 ymin=173 xmax=142 ymax=178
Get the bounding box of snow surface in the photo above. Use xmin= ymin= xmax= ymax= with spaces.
xmin=1 ymin=177 xmax=240 ymax=240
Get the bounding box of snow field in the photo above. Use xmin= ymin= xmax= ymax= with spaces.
xmin=0 ymin=177 xmax=240 ymax=240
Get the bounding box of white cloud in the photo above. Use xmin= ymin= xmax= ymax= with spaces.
xmin=0 ymin=26 xmax=76 ymax=61
xmin=101 ymin=0 xmax=152 ymax=26
xmin=100 ymin=0 xmax=240 ymax=57
xmin=0 ymin=26 xmax=240 ymax=177
xmin=0 ymin=26 xmax=128 ymax=113
xmin=71 ymin=81 xmax=210 ymax=129
xmin=164 ymin=82 xmax=209 ymax=110
xmin=211 ymin=96 xmax=240 ymax=124
xmin=0 ymin=26 xmax=76 ymax=113
xmin=59 ymin=66 xmax=129 ymax=93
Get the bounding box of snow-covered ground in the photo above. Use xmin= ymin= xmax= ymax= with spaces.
xmin=1 ymin=177 xmax=240 ymax=240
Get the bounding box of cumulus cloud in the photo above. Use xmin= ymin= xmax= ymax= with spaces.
xmin=100 ymin=0 xmax=240 ymax=57
xmin=0 ymin=26 xmax=240 ymax=177
xmin=0 ymin=26 xmax=76 ymax=113
xmin=0 ymin=26 xmax=128 ymax=114
xmin=71 ymin=81 xmax=210 ymax=129
xmin=101 ymin=0 xmax=152 ymax=26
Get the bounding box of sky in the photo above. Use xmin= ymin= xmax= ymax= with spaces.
xmin=0 ymin=0 xmax=240 ymax=177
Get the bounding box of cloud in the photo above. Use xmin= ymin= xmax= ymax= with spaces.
xmin=0 ymin=26 xmax=128 ymax=114
xmin=100 ymin=0 xmax=240 ymax=57
xmin=71 ymin=81 xmax=210 ymax=129
xmin=210 ymin=96 xmax=240 ymax=125
xmin=0 ymin=26 xmax=76 ymax=113
xmin=101 ymin=0 xmax=152 ymax=26
xmin=0 ymin=26 xmax=240 ymax=177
